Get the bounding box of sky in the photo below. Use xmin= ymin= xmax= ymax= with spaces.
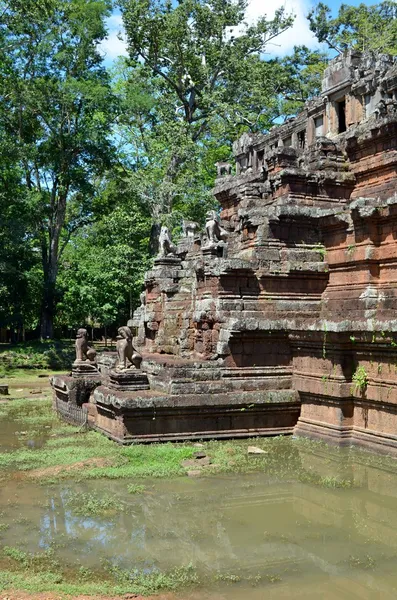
xmin=99 ymin=0 xmax=375 ymax=65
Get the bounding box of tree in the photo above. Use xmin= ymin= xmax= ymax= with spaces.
xmin=276 ymin=46 xmax=328 ymax=117
xmin=0 ymin=0 xmax=116 ymax=338
xmin=56 ymin=182 xmax=152 ymax=331
xmin=116 ymin=0 xmax=298 ymax=248
xmin=308 ymin=1 xmax=397 ymax=55
xmin=0 ymin=133 xmax=40 ymax=335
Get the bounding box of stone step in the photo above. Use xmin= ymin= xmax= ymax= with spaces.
xmin=169 ymin=376 xmax=292 ymax=395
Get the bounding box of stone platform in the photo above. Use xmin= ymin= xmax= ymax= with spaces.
xmin=52 ymin=352 xmax=299 ymax=443
xmin=108 ymin=369 xmax=150 ymax=391
xmin=51 ymin=52 xmax=397 ymax=452
xmin=88 ymin=385 xmax=299 ymax=444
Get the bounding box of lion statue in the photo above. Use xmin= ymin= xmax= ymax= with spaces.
xmin=158 ymin=226 xmax=177 ymax=258
xmin=182 ymin=220 xmax=199 ymax=238
xmin=116 ymin=325 xmax=142 ymax=371
xmin=75 ymin=328 xmax=97 ymax=363
xmin=205 ymin=210 xmax=228 ymax=246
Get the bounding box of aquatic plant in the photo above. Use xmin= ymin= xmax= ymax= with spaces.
xmin=127 ymin=483 xmax=146 ymax=494
xmin=64 ymin=491 xmax=121 ymax=516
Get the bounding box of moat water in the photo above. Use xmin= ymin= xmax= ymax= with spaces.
xmin=2 ymin=417 xmax=397 ymax=598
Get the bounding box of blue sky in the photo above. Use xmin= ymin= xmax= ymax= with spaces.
xmin=99 ymin=0 xmax=376 ymax=65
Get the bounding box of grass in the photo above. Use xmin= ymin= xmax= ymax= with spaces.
xmin=0 ymin=546 xmax=288 ymax=596
xmin=64 ymin=491 xmax=122 ymax=516
xmin=0 ymin=397 xmax=301 ymax=480
xmin=0 ymin=397 xmax=59 ymax=432
xmin=0 ymin=340 xmax=75 ymax=373
xmin=0 ymin=549 xmax=200 ymax=595
xmin=3 ymin=395 xmax=397 ymax=498
xmin=3 ymin=393 xmax=397 ymax=596
xmin=127 ymin=483 xmax=146 ymax=494
xmin=1 ymin=396 xmax=393 ymax=487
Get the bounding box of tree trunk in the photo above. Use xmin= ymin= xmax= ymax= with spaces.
xmin=149 ymin=221 xmax=162 ymax=256
xmin=148 ymin=152 xmax=183 ymax=255
xmin=39 ymin=188 xmax=68 ymax=340
xmin=40 ymin=279 xmax=56 ymax=340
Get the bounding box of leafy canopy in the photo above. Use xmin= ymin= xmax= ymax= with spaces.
xmin=308 ymin=1 xmax=397 ymax=55
xmin=0 ymin=0 xmax=116 ymax=336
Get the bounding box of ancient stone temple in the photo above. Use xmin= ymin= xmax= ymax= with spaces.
xmin=52 ymin=51 xmax=397 ymax=453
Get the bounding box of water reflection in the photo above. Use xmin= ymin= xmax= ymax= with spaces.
xmin=1 ymin=440 xmax=397 ymax=597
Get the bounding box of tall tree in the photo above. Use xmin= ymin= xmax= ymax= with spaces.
xmin=308 ymin=1 xmax=397 ymax=55
xmin=117 ymin=0 xmax=297 ymax=247
xmin=0 ymin=0 xmax=116 ymax=338
xmin=56 ymin=179 xmax=152 ymax=330
xmin=0 ymin=132 xmax=40 ymax=335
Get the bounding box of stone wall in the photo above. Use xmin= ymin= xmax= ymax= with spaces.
xmin=131 ymin=50 xmax=397 ymax=452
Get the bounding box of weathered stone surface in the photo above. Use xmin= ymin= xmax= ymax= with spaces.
xmin=247 ymin=446 xmax=267 ymax=455
xmin=52 ymin=51 xmax=397 ymax=451
xmin=115 ymin=326 xmax=142 ymax=372
xmin=108 ymin=369 xmax=150 ymax=391
xmin=73 ymin=328 xmax=98 ymax=376
xmin=50 ymin=373 xmax=101 ymax=423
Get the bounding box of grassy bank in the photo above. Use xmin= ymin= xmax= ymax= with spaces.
xmin=1 ymin=395 xmax=389 ymax=485
xmin=0 ymin=341 xmax=75 ymax=374
xmin=0 ymin=557 xmax=199 ymax=596
xmin=0 ymin=397 xmax=301 ymax=481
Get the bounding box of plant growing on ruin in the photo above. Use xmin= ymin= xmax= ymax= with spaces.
xmin=351 ymin=366 xmax=369 ymax=394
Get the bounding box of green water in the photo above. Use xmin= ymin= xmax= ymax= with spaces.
xmin=2 ymin=414 xmax=397 ymax=598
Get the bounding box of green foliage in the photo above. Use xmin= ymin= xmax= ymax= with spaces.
xmin=127 ymin=483 xmax=146 ymax=494
xmin=56 ymin=188 xmax=152 ymax=327
xmin=308 ymin=1 xmax=397 ymax=55
xmin=114 ymin=0 xmax=327 ymax=246
xmin=104 ymin=562 xmax=199 ymax=592
xmin=0 ymin=0 xmax=116 ymax=337
xmin=352 ymin=365 xmax=369 ymax=394
xmin=119 ymin=0 xmax=294 ymax=133
xmin=0 ymin=341 xmax=74 ymax=370
xmin=3 ymin=546 xmax=61 ymax=574
xmin=64 ymin=491 xmax=121 ymax=516
xmin=1 ymin=0 xmax=392 ymax=334
xmin=0 ymin=146 xmax=40 ymax=331
xmin=0 ymin=563 xmax=199 ymax=595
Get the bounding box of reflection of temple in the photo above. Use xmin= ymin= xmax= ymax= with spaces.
xmin=52 ymin=51 xmax=397 ymax=450
xmin=4 ymin=446 xmax=397 ymax=597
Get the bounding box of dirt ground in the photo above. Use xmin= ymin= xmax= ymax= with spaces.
xmin=0 ymin=593 xmax=176 ymax=600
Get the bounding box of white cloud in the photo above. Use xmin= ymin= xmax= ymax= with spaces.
xmin=99 ymin=13 xmax=128 ymax=62
xmin=101 ymin=2 xmax=317 ymax=65
xmin=264 ymin=0 xmax=317 ymax=56
xmin=226 ymin=0 xmax=317 ymax=56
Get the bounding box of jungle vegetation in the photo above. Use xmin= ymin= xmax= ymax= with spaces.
xmin=0 ymin=0 xmax=393 ymax=339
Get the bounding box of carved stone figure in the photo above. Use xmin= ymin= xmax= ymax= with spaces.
xmin=158 ymin=226 xmax=177 ymax=257
xmin=205 ymin=210 xmax=228 ymax=246
xmin=216 ymin=161 xmax=232 ymax=178
xmin=75 ymin=328 xmax=97 ymax=363
xmin=116 ymin=326 xmax=142 ymax=371
xmin=182 ymin=220 xmax=199 ymax=238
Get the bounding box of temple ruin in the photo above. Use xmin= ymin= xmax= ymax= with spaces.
xmin=52 ymin=50 xmax=397 ymax=453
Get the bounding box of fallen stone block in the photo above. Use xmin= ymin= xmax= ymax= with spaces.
xmin=247 ymin=446 xmax=267 ymax=455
